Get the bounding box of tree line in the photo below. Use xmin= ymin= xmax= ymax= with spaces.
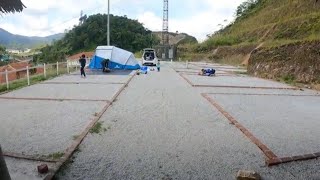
xmin=34 ymin=14 xmax=160 ymax=64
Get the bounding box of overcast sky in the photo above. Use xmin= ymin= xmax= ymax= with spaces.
xmin=0 ymin=0 xmax=246 ymax=41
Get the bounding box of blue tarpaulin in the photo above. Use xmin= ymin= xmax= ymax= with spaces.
xmin=89 ymin=46 xmax=140 ymax=70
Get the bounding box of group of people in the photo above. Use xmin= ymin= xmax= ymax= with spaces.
xmin=80 ymin=53 xmax=215 ymax=78
xmin=80 ymin=54 xmax=215 ymax=78
xmin=139 ymin=61 xmax=161 ymax=75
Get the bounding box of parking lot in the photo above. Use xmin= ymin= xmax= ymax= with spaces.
xmin=1 ymin=62 xmax=319 ymax=179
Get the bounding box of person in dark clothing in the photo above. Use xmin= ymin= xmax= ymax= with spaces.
xmin=101 ymin=59 xmax=110 ymax=72
xmin=79 ymin=54 xmax=86 ymax=77
xmin=101 ymin=59 xmax=107 ymax=72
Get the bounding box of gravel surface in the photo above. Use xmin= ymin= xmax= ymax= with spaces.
xmin=208 ymin=94 xmax=320 ymax=157
xmin=184 ymin=74 xmax=294 ymax=88
xmin=196 ymin=87 xmax=320 ymax=96
xmin=0 ymin=99 xmax=105 ymax=155
xmin=174 ymin=68 xmax=231 ymax=75
xmin=0 ymin=83 xmax=123 ymax=101
xmin=5 ymin=157 xmax=56 ymax=180
xmin=46 ymin=74 xmax=131 ymax=84
xmin=2 ymin=62 xmax=320 ymax=179
xmin=56 ymin=63 xmax=320 ymax=180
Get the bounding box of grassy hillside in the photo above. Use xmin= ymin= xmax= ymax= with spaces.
xmin=206 ymin=0 xmax=320 ymax=48
xmin=178 ymin=0 xmax=320 ymax=87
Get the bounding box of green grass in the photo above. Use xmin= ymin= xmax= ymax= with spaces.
xmin=210 ymin=54 xmax=247 ymax=66
xmin=44 ymin=152 xmax=65 ymax=160
xmin=279 ymin=74 xmax=296 ymax=85
xmin=0 ymin=67 xmax=75 ymax=93
xmin=72 ymin=135 xmax=79 ymax=140
xmin=134 ymin=51 xmax=143 ymax=59
xmin=89 ymin=122 xmax=108 ymax=134
xmin=203 ymin=35 xmax=240 ymax=48
xmin=234 ymin=71 xmax=248 ymax=75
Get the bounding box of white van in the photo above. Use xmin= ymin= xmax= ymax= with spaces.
xmin=142 ymin=48 xmax=158 ymax=66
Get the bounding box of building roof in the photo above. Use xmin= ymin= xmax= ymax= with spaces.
xmin=0 ymin=65 xmax=14 ymax=73
xmin=9 ymin=61 xmax=29 ymax=69
xmin=67 ymin=52 xmax=94 ymax=61
xmin=0 ymin=61 xmax=29 ymax=73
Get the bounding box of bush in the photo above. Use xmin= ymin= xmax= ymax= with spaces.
xmin=196 ymin=35 xmax=240 ymax=52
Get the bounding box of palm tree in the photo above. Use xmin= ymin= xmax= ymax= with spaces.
xmin=0 ymin=0 xmax=25 ymax=14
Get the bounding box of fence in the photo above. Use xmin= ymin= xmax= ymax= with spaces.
xmin=0 ymin=61 xmax=80 ymax=92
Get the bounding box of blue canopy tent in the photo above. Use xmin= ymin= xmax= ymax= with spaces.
xmin=89 ymin=46 xmax=140 ymax=70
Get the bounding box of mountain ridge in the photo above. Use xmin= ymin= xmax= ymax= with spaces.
xmin=0 ymin=28 xmax=65 ymax=49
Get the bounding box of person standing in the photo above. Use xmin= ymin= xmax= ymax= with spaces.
xmin=156 ymin=60 xmax=160 ymax=72
xmin=79 ymin=54 xmax=86 ymax=78
xmin=101 ymin=59 xmax=107 ymax=72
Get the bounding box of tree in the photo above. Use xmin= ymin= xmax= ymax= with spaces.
xmin=235 ymin=0 xmax=263 ymax=19
xmin=0 ymin=0 xmax=25 ymax=13
xmin=0 ymin=45 xmax=5 ymax=54
xmin=36 ymin=14 xmax=160 ymax=64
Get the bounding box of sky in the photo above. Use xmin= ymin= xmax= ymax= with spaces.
xmin=0 ymin=0 xmax=246 ymax=42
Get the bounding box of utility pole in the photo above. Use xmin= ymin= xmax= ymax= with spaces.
xmin=79 ymin=10 xmax=87 ymax=25
xmin=79 ymin=10 xmax=83 ymax=25
xmin=107 ymin=0 xmax=110 ymax=46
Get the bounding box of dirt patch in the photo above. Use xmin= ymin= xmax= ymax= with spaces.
xmin=248 ymin=40 xmax=320 ymax=83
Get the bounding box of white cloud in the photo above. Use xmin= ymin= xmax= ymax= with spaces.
xmin=0 ymin=0 xmax=246 ymax=41
xmin=137 ymin=12 xmax=162 ymax=31
xmin=137 ymin=0 xmax=246 ymax=42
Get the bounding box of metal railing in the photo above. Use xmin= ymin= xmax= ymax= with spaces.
xmin=0 ymin=61 xmax=80 ymax=92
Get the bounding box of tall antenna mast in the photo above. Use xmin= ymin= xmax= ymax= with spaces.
xmin=162 ymin=0 xmax=169 ymax=46
xmin=79 ymin=10 xmax=83 ymax=26
xmin=162 ymin=0 xmax=169 ymax=59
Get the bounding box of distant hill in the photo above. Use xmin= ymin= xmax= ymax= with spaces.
xmin=0 ymin=28 xmax=65 ymax=49
xmin=152 ymin=31 xmax=198 ymax=46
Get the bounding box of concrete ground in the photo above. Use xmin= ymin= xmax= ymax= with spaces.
xmin=0 ymin=70 xmax=134 ymax=180
xmin=1 ymin=62 xmax=319 ymax=180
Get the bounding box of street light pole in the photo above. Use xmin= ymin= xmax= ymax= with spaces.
xmin=107 ymin=0 xmax=110 ymax=46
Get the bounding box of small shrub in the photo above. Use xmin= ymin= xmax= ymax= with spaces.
xmin=90 ymin=122 xmax=105 ymax=134
xmin=46 ymin=152 xmax=64 ymax=160
xmin=280 ymin=74 xmax=296 ymax=84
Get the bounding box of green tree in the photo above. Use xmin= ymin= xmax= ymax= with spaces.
xmin=36 ymin=14 xmax=160 ymax=64
xmin=235 ymin=0 xmax=264 ymax=20
xmin=0 ymin=45 xmax=5 ymax=53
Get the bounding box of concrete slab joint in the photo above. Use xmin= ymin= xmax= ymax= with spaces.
xmin=44 ymin=74 xmax=136 ymax=180
xmin=201 ymin=93 xmax=320 ymax=166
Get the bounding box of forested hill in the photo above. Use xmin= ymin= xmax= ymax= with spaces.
xmin=34 ymin=14 xmax=159 ymax=64
xmin=0 ymin=28 xmax=64 ymax=49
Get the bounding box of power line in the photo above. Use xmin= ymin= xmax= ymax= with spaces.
xmin=38 ymin=5 xmax=106 ymax=31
